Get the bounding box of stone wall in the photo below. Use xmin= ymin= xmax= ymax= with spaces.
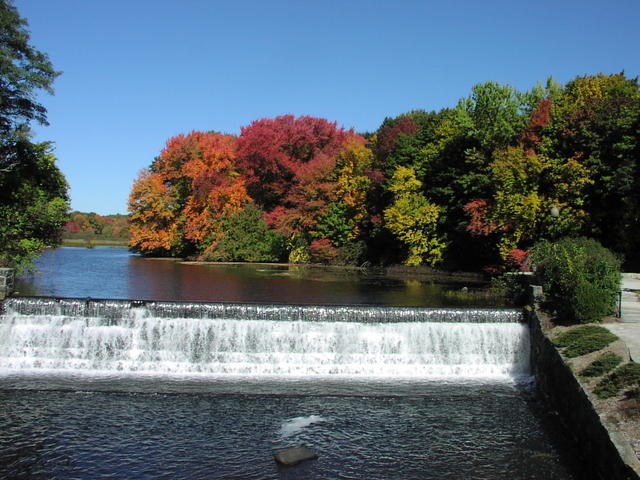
xmin=0 ymin=268 xmax=14 ymax=300
xmin=528 ymin=305 xmax=640 ymax=480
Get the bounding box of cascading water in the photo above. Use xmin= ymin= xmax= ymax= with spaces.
xmin=0 ymin=296 xmax=531 ymax=378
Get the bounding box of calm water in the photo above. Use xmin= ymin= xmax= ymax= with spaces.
xmin=1 ymin=247 xmax=588 ymax=479
xmin=15 ymin=246 xmax=495 ymax=306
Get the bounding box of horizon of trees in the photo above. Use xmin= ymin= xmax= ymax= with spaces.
xmin=63 ymin=211 xmax=129 ymax=241
xmin=128 ymin=72 xmax=640 ymax=272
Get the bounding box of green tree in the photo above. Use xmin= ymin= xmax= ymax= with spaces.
xmin=543 ymin=73 xmax=640 ymax=268
xmin=0 ymin=141 xmax=68 ymax=269
xmin=218 ymin=204 xmax=284 ymax=262
xmin=455 ymin=81 xmax=528 ymax=154
xmin=383 ymin=166 xmax=445 ymax=266
xmin=0 ymin=0 xmax=60 ymax=170
xmin=0 ymin=1 xmax=67 ymax=270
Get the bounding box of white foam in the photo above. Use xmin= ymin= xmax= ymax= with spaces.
xmin=0 ymin=309 xmax=531 ymax=378
xmin=279 ymin=415 xmax=327 ymax=437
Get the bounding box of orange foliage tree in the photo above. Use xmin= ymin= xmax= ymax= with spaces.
xmin=128 ymin=131 xmax=250 ymax=258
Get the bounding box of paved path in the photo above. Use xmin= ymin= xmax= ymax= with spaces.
xmin=602 ymin=273 xmax=640 ymax=362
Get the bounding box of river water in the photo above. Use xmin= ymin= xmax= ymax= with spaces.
xmin=0 ymin=247 xmax=588 ymax=479
xmin=14 ymin=246 xmax=497 ymax=306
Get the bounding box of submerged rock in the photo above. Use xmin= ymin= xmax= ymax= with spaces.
xmin=274 ymin=447 xmax=318 ymax=466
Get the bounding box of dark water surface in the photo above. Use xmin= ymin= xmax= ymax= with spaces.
xmin=0 ymin=379 xmax=578 ymax=480
xmin=15 ymin=246 xmax=494 ymax=306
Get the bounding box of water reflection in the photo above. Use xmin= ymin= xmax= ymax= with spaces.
xmin=15 ymin=246 xmax=497 ymax=306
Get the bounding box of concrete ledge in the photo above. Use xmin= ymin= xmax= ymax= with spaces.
xmin=0 ymin=268 xmax=14 ymax=300
xmin=529 ymin=307 xmax=640 ymax=480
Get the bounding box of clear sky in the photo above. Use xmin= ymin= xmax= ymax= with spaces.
xmin=14 ymin=0 xmax=640 ymax=215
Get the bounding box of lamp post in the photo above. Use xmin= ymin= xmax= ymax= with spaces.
xmin=549 ymin=206 xmax=560 ymax=241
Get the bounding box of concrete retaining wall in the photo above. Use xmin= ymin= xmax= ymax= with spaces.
xmin=0 ymin=268 xmax=14 ymax=300
xmin=529 ymin=307 xmax=640 ymax=480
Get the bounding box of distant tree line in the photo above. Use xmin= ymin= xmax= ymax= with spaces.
xmin=63 ymin=212 xmax=129 ymax=241
xmin=128 ymin=73 xmax=640 ymax=271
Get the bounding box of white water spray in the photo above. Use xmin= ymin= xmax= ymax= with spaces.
xmin=0 ymin=298 xmax=530 ymax=379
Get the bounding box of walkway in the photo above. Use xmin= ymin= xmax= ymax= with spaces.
xmin=602 ymin=273 xmax=640 ymax=362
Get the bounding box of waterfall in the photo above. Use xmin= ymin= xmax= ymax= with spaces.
xmin=0 ymin=297 xmax=530 ymax=378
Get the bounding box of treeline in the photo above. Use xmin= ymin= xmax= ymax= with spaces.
xmin=63 ymin=212 xmax=129 ymax=242
xmin=128 ymin=73 xmax=640 ymax=271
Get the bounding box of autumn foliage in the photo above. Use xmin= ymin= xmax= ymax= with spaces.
xmin=129 ymin=73 xmax=640 ymax=270
xmin=129 ymin=131 xmax=249 ymax=257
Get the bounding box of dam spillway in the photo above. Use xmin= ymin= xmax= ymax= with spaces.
xmin=0 ymin=297 xmax=530 ymax=378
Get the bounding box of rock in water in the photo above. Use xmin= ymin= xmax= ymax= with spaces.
xmin=274 ymin=447 xmax=318 ymax=466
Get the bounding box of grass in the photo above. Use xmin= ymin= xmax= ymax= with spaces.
xmin=552 ymin=325 xmax=618 ymax=358
xmin=594 ymin=362 xmax=640 ymax=399
xmin=578 ymin=352 xmax=623 ymax=377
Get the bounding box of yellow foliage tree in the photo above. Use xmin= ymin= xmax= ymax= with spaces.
xmin=383 ymin=166 xmax=445 ymax=266
xmin=488 ymin=146 xmax=592 ymax=258
xmin=334 ymin=140 xmax=374 ymax=240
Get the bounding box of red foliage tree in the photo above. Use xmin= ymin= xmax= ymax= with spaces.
xmin=463 ymin=198 xmax=499 ymax=236
xmin=505 ymin=249 xmax=530 ymax=272
xmin=374 ymin=116 xmax=418 ymax=157
xmin=520 ymin=98 xmax=552 ymax=153
xmin=63 ymin=221 xmax=79 ymax=234
xmin=236 ymin=115 xmax=357 ymax=209
xmin=237 ymin=115 xmax=364 ymax=254
xmin=308 ymin=238 xmax=339 ymax=264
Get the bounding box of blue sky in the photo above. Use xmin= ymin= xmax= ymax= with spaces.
xmin=15 ymin=0 xmax=640 ymax=215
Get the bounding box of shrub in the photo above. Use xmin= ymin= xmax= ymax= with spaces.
xmin=308 ymin=238 xmax=338 ymax=264
xmin=530 ymin=237 xmax=621 ymax=323
xmin=579 ymin=352 xmax=623 ymax=377
xmin=552 ymin=325 xmax=618 ymax=358
xmin=594 ymin=362 xmax=640 ymax=399
xmin=490 ymin=273 xmax=531 ymax=306
xmin=334 ymin=240 xmax=367 ymax=266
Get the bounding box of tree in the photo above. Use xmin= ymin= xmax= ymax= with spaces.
xmin=218 ymin=204 xmax=284 ymax=262
xmin=0 ymin=0 xmax=60 ymax=171
xmin=237 ymin=115 xmax=353 ymax=210
xmin=0 ymin=1 xmax=68 ymax=270
xmin=237 ymin=115 xmax=363 ymax=261
xmin=128 ymin=131 xmax=250 ymax=258
xmin=0 ymin=141 xmax=68 ymax=269
xmin=332 ymin=140 xmax=375 ymax=241
xmin=383 ymin=166 xmax=445 ymax=266
xmin=543 ymin=73 xmax=640 ymax=268
xmin=472 ymin=146 xmax=592 ymax=259
xmin=128 ymin=169 xmax=185 ymax=256
xmin=180 ymin=132 xmax=249 ymax=258
xmin=455 ymin=81 xmax=528 ymax=154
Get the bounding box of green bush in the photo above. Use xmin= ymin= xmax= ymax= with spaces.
xmin=552 ymin=325 xmax=618 ymax=358
xmin=530 ymin=237 xmax=621 ymax=323
xmin=490 ymin=273 xmax=530 ymax=306
xmin=579 ymin=352 xmax=623 ymax=377
xmin=594 ymin=362 xmax=640 ymax=399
